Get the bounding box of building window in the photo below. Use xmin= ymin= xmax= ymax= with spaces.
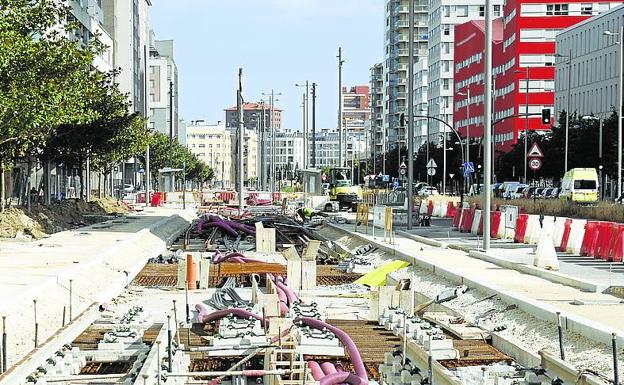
xmin=479 ymin=5 xmax=485 ymax=16
xmin=581 ymin=3 xmax=593 ymax=15
xmin=443 ymin=25 xmax=450 ymax=35
xmin=494 ymin=5 xmax=501 ymax=17
xmin=199 ymin=144 xmax=205 ymax=148
xmin=456 ymin=5 xmax=468 ymax=17
xmin=546 ymin=4 xmax=568 ymax=15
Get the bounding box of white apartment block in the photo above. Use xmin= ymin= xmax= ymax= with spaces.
xmin=185 ymin=121 xmax=233 ymax=188
xmin=229 ymin=129 xmax=258 ymax=186
xmin=427 ymin=0 xmax=502 ymax=140
xmin=273 ymin=129 xmax=305 ymax=172
xmin=68 ymin=0 xmax=114 ymax=73
xmin=102 ymin=0 xmax=151 ymax=115
xmin=148 ymin=32 xmax=179 ymax=139
xmin=313 ymin=129 xmax=367 ymax=169
xmin=384 ymin=0 xmax=429 ymax=148
xmin=555 ymin=4 xmax=624 ymax=118
xmin=414 ymin=57 xmax=429 ymax=148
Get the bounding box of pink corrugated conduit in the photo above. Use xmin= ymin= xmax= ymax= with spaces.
xmin=297 ymin=317 xmax=368 ymax=385
xmin=320 ymin=362 xmax=338 ymax=376
xmin=307 ymin=361 xmax=325 ymax=381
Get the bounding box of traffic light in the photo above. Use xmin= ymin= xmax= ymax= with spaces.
xmin=541 ymin=108 xmax=551 ymax=125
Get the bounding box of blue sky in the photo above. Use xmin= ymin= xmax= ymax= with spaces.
xmin=150 ymin=0 xmax=384 ymax=129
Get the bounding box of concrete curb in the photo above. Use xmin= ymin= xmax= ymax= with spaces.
xmin=468 ymin=250 xmax=606 ymax=293
xmin=328 ymin=223 xmax=624 ymax=348
xmin=396 ymin=230 xmax=449 ymax=248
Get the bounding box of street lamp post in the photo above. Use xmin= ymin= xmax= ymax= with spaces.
xmin=514 ymin=68 xmax=530 ymax=183
xmin=295 ymin=81 xmax=310 ymax=168
xmin=555 ymin=51 xmax=572 ymax=174
xmin=583 ymin=115 xmax=604 ymax=199
xmin=604 ymin=28 xmax=624 ymax=199
xmin=483 ymin=0 xmax=493 ymax=251
xmin=456 ymin=89 xmax=470 ymax=194
xmin=407 ymin=0 xmax=415 ymax=229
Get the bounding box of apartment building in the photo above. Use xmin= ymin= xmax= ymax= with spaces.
xmin=414 ymin=57 xmax=429 ymax=148
xmin=384 ymin=0 xmax=429 ymax=149
xmin=555 ymin=4 xmax=624 ymax=117
xmin=148 ymin=32 xmax=179 ymax=138
xmin=427 ymin=0 xmax=503 ymax=141
xmin=185 ymin=121 xmax=233 ymax=188
xmin=101 ymin=0 xmax=151 ymax=115
xmin=68 ymin=0 xmax=114 ymax=72
xmin=342 ymin=86 xmax=371 ymax=137
xmin=225 ymin=103 xmax=282 ymax=131
xmin=370 ymin=63 xmax=385 ymax=161
xmin=453 ymin=0 xmax=623 ymax=151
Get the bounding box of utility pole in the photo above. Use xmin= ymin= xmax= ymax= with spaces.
xmin=271 ymin=91 xmax=276 ymax=193
xmin=483 ymin=0 xmax=493 ymax=250
xmin=296 ymin=81 xmax=310 ymax=169
xmin=407 ymin=0 xmax=415 ymax=229
xmin=169 ymin=81 xmax=174 ymax=166
xmin=312 ymin=83 xmax=317 ymax=167
xmin=144 ymin=44 xmax=150 ymax=207
xmin=337 ymin=47 xmax=345 ymax=168
xmin=260 ymin=103 xmax=266 ymax=191
xmin=237 ymin=68 xmax=244 ymax=212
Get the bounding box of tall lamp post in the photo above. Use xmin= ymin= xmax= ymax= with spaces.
xmin=262 ymin=91 xmax=282 ymax=194
xmin=456 ymin=89 xmax=470 ymax=194
xmin=514 ymin=68 xmax=530 ymax=183
xmin=582 ymin=115 xmax=604 ymax=199
xmin=555 ymin=51 xmax=572 ymax=175
xmin=295 ymin=81 xmax=310 ymax=168
xmin=604 ymin=28 xmax=624 ymax=199
xmin=483 ymin=0 xmax=493 ymax=251
xmin=407 ymin=0 xmax=415 ymax=228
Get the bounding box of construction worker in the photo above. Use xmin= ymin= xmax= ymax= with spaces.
xmin=296 ymin=207 xmax=327 ymax=223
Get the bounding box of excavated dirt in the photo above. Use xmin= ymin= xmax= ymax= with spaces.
xmin=0 ymin=198 xmax=129 ymax=239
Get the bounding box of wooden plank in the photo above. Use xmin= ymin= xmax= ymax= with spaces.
xmin=302 ymin=240 xmax=321 ymax=261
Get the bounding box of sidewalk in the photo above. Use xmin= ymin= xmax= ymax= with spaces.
xmin=329 ymin=222 xmax=624 ymax=344
xmin=0 ymin=208 xmax=194 ymax=367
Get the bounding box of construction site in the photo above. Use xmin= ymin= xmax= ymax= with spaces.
xmin=0 ymin=192 xmax=623 ymax=385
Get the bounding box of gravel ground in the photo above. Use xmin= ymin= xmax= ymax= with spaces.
xmin=318 ymin=226 xmax=620 ymax=381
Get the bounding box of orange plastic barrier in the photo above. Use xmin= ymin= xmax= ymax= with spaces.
xmin=490 ymin=211 xmax=502 ymax=239
xmin=596 ymin=222 xmax=617 ymax=259
xmin=460 ymin=209 xmax=474 ymax=233
xmin=452 ymin=208 xmax=463 ymax=229
xmin=610 ymin=224 xmax=624 ymax=262
xmin=427 ymin=200 xmax=434 ymax=215
xmin=558 ymin=218 xmax=573 ymax=251
xmin=150 ymin=192 xmax=164 ymax=207
xmin=446 ymin=202 xmax=457 ymax=218
xmin=514 ymin=214 xmax=529 ymax=243
xmin=580 ymin=221 xmax=600 ymax=257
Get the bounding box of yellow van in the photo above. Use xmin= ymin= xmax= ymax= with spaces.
xmin=559 ymin=168 xmax=599 ymax=203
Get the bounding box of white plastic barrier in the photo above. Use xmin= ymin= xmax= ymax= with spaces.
xmin=566 ymin=219 xmax=588 ymax=254
xmin=432 ymin=201 xmax=448 ymax=217
xmin=526 ymin=216 xmax=556 ymax=244
xmin=524 ymin=215 xmax=541 ymax=244
xmin=551 ymin=217 xmax=568 ymax=249
xmin=373 ymin=205 xmax=387 ymax=229
xmin=419 ymin=201 xmax=428 ymax=214
xmin=471 ymin=210 xmax=482 ymax=235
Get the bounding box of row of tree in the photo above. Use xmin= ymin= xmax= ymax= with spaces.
xmin=368 ymin=110 xmax=618 ymax=187
xmin=0 ymin=0 xmax=212 ymax=209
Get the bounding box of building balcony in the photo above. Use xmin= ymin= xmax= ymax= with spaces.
xmin=375 ymin=100 xmax=383 ymax=107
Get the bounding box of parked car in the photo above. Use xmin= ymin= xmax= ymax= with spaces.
xmin=523 ymin=187 xmax=538 ymax=199
xmin=418 ymin=186 xmax=439 ymax=196
xmin=548 ymin=187 xmax=560 ymax=199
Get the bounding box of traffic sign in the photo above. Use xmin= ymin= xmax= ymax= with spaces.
xmin=527 ymin=142 xmax=544 ymax=158
xmin=529 ymin=158 xmax=542 ymax=171
xmin=400 ymin=168 xmax=407 ymax=175
xmin=426 ymin=158 xmax=438 ymax=168
xmin=400 ymin=161 xmax=407 ymax=169
xmin=463 ymin=161 xmax=475 ymax=173
xmin=427 ymin=168 xmax=436 ymax=176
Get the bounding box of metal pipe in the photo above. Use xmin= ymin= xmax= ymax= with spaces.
xmin=69 ymin=279 xmax=73 ymax=320
xmin=613 ymin=333 xmax=619 ymax=385
xmin=1 ymin=315 xmax=6 ymax=373
xmin=338 ymin=47 xmax=344 ymax=168
xmin=557 ymin=312 xmax=565 ymax=360
xmin=238 ymin=68 xmax=244 ymax=212
xmin=167 ymin=315 xmax=172 ymax=372
xmin=33 ymin=299 xmax=38 ymax=348
xmin=169 ymin=370 xmax=291 ymax=377
xmin=156 ymin=340 xmax=161 ymax=385
xmin=483 ymin=0 xmax=493 ymax=250
xmin=524 ymin=67 xmax=529 ymax=183
xmin=619 ymin=26 xmax=623 ymax=199
xmin=173 ymin=300 xmax=180 ymax=344
xmin=185 ymin=281 xmax=190 ymax=323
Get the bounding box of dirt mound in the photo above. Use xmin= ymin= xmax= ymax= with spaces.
xmin=0 ymin=198 xmax=130 ymax=239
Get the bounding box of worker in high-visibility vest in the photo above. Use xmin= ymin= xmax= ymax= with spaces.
xmin=296 ymin=207 xmax=327 ymax=223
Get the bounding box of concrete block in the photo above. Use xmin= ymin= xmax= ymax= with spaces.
xmin=302 ymin=240 xmax=321 ymax=261
xmin=301 ymin=260 xmax=316 ymax=290
xmin=256 ymin=222 xmax=276 ymax=252
xmin=176 ymin=258 xmax=187 ymax=290
xmin=199 ymin=258 xmax=210 ymax=289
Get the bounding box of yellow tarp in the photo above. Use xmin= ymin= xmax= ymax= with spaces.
xmin=354 ymin=260 xmax=410 ymax=287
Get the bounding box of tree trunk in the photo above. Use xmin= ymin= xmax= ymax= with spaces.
xmin=0 ymin=157 xmax=4 ymax=212
xmin=79 ymin=156 xmax=84 ymax=200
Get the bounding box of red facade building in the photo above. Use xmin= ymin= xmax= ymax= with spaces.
xmin=453 ymin=0 xmax=623 ymax=152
